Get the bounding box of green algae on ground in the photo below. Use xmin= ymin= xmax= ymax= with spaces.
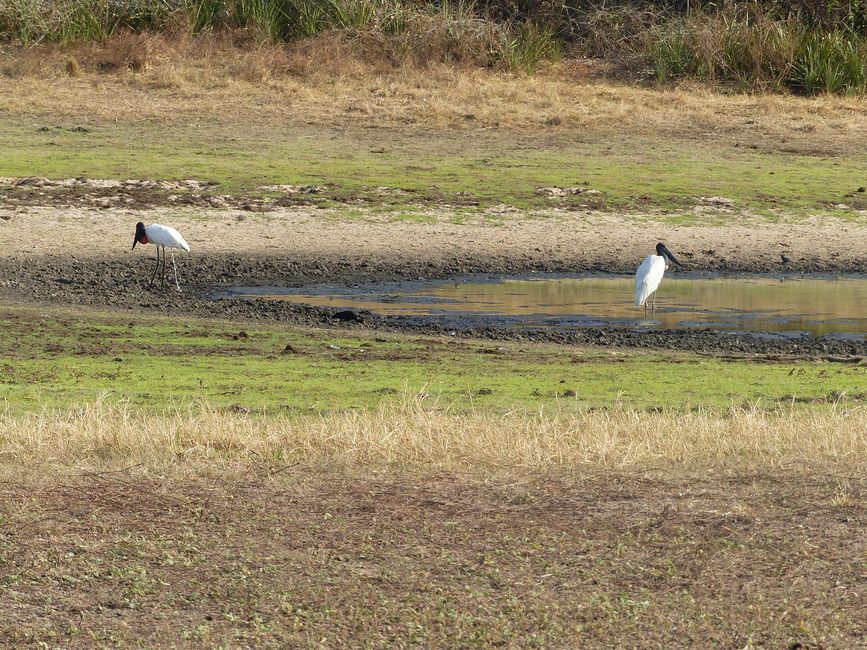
xmin=1 ymin=307 xmax=863 ymax=414
xmin=0 ymin=119 xmax=865 ymax=219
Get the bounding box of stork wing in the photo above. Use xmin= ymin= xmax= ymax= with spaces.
xmin=634 ymin=255 xmax=666 ymax=307
xmin=146 ymin=224 xmax=190 ymax=252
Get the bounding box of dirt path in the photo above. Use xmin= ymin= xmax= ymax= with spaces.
xmin=2 ymin=205 xmax=866 ymax=273
xmin=1 ymin=470 xmax=864 ymax=648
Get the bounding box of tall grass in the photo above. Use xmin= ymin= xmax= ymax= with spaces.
xmin=1 ymin=399 xmax=865 ymax=473
xmin=0 ymin=0 xmax=558 ymax=70
xmin=647 ymin=10 xmax=867 ymax=93
xmin=792 ymin=29 xmax=867 ymax=94
xmin=0 ymin=0 xmax=864 ymax=90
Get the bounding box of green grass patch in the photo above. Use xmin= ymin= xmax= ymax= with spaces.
xmin=1 ymin=306 xmax=864 ymax=414
xmin=0 ymin=119 xmax=864 ymax=219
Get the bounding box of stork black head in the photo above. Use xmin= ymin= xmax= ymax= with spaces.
xmin=132 ymin=222 xmax=147 ymax=250
xmin=656 ymin=242 xmax=681 ymax=267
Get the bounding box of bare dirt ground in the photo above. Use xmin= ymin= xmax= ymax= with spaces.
xmin=2 ymin=202 xmax=866 ymax=273
xmin=1 ymin=469 xmax=864 ymax=648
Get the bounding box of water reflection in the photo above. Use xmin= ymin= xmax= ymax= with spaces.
xmin=230 ymin=275 xmax=867 ymax=337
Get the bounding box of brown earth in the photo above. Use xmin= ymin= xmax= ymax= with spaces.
xmin=2 ymin=202 xmax=866 ymax=273
xmin=1 ymin=469 xmax=864 ymax=648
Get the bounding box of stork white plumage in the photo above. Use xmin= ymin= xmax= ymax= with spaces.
xmin=634 ymin=242 xmax=682 ymax=318
xmin=132 ymin=222 xmax=190 ymax=290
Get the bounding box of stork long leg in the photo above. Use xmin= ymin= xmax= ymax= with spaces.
xmin=170 ymin=252 xmax=181 ymax=291
xmin=149 ymin=246 xmax=161 ymax=288
xmin=652 ymin=292 xmax=656 ymax=319
xmin=161 ymin=246 xmax=168 ymax=288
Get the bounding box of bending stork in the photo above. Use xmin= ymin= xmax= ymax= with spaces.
xmin=132 ymin=222 xmax=190 ymax=290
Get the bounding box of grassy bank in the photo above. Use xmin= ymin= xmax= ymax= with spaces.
xmin=1 ymin=306 xmax=864 ymax=647
xmin=1 ymin=1 xmax=866 ymax=93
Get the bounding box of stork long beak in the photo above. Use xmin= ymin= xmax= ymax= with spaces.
xmin=660 ymin=244 xmax=681 ymax=267
xmin=132 ymin=222 xmax=147 ymax=251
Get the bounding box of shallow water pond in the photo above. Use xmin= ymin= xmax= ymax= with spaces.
xmin=224 ymin=274 xmax=867 ymax=338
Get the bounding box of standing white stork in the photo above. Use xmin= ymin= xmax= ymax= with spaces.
xmin=634 ymin=242 xmax=682 ymax=318
xmin=132 ymin=222 xmax=190 ymax=290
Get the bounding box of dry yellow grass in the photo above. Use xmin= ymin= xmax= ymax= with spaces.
xmin=1 ymin=36 xmax=866 ymax=151
xmin=2 ymin=400 xmax=865 ymax=474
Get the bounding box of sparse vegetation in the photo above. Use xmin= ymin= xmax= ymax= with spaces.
xmin=2 ymin=468 xmax=863 ymax=648
xmin=1 ymin=111 xmax=866 ymax=218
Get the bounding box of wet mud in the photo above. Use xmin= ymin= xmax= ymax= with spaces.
xmin=2 ymin=253 xmax=866 ymax=359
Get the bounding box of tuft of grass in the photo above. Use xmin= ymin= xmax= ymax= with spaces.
xmin=0 ymin=0 xmax=50 ymax=43
xmin=646 ymin=9 xmax=867 ymax=94
xmin=651 ymin=24 xmax=692 ymax=83
xmin=56 ymin=0 xmax=111 ymax=42
xmin=285 ymin=0 xmax=328 ymax=37
xmin=792 ymin=29 xmax=867 ymax=94
xmin=501 ymin=21 xmax=560 ymax=73
xmin=236 ymin=0 xmax=289 ymax=42
xmin=328 ymin=0 xmax=376 ymax=31
xmin=64 ymin=57 xmax=80 ymax=75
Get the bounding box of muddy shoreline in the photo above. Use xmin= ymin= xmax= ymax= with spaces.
xmin=2 ymin=253 xmax=865 ymax=358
